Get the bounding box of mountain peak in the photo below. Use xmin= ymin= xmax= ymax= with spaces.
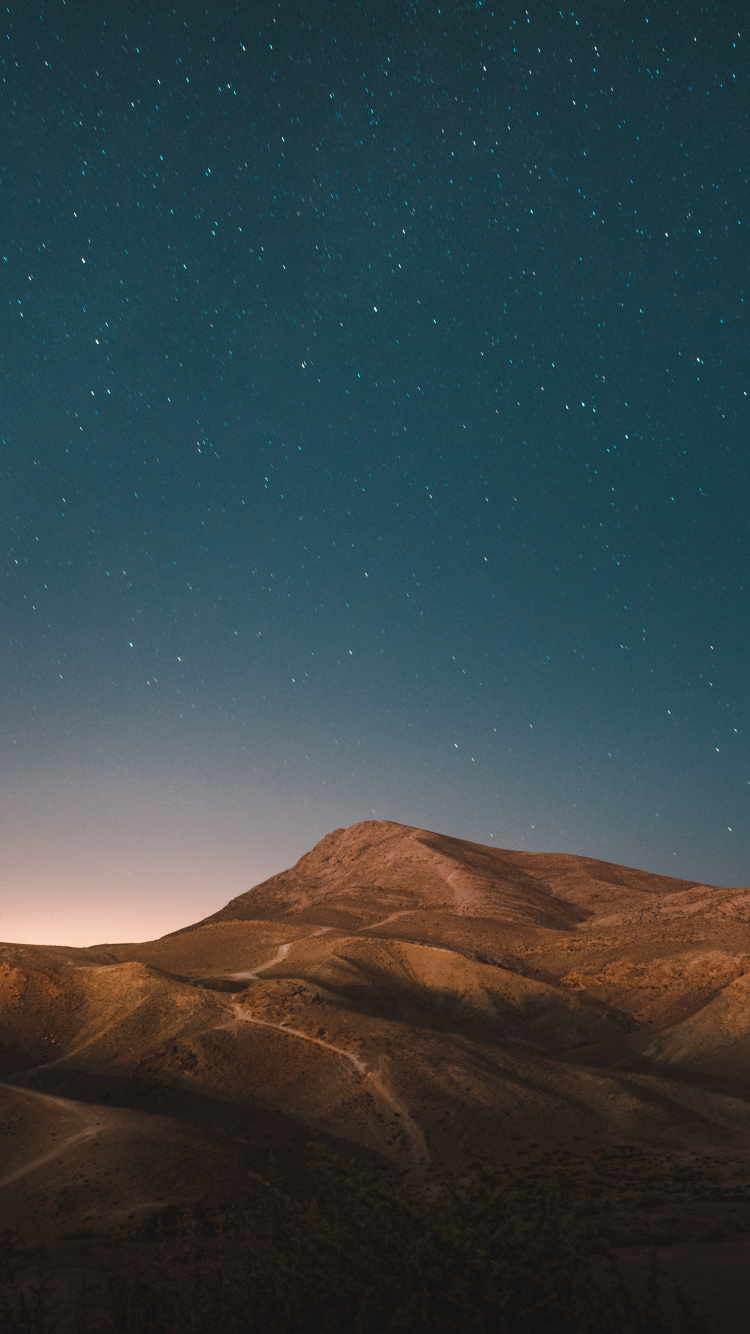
xmin=179 ymin=819 xmax=710 ymax=935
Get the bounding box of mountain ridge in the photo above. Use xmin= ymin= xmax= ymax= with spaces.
xmin=177 ymin=819 xmax=711 ymax=934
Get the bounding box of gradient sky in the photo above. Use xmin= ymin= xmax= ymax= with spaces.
xmin=2 ymin=2 xmax=747 ymax=945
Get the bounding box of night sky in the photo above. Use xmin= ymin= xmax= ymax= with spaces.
xmin=2 ymin=2 xmax=748 ymax=945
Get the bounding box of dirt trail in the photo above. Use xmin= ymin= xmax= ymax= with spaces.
xmin=226 ymin=926 xmax=332 ymax=981
xmin=0 ymin=1082 xmax=109 ymax=1191
xmin=231 ymin=1004 xmax=428 ymax=1172
xmin=362 ymin=909 xmax=411 ymax=932
xmin=227 ymin=942 xmax=291 ymax=981
xmin=224 ymin=924 xmax=432 ymax=1171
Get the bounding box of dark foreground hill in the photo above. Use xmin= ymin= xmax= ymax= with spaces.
xmin=2 ymin=820 xmax=750 ymax=1331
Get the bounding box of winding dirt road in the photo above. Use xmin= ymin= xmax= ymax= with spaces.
xmin=231 ymin=1003 xmax=427 ymax=1171
xmin=224 ymin=926 xmax=429 ymax=1170
xmin=224 ymin=925 xmax=332 ymax=982
xmin=224 ymin=923 xmax=429 ymax=1171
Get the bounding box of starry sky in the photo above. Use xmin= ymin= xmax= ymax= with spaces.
xmin=2 ymin=1 xmax=748 ymax=945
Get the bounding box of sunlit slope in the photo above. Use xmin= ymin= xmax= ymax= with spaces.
xmin=646 ymin=972 xmax=750 ymax=1076
xmin=0 ymin=957 xmax=223 ymax=1074
xmin=167 ymin=819 xmax=750 ymax=1054
xmin=182 ymin=819 xmax=717 ymax=931
xmin=106 ymin=919 xmax=315 ymax=977
xmin=240 ymin=930 xmax=629 ymax=1050
xmin=134 ymin=819 xmax=750 ymax=1065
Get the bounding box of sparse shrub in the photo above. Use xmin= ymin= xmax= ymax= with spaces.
xmin=0 ymin=1162 xmax=704 ymax=1334
xmin=0 ymin=1232 xmax=62 ymax=1334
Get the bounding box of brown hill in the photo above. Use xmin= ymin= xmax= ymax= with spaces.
xmin=182 ymin=819 xmax=708 ymax=930
xmin=3 ymin=819 xmax=750 ymax=1331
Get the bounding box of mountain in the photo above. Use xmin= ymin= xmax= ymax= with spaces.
xmin=183 ymin=818 xmax=706 ymax=929
xmin=2 ymin=820 xmax=750 ymax=1330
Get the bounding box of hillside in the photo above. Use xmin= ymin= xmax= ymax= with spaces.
xmin=2 ymin=820 xmax=750 ymax=1330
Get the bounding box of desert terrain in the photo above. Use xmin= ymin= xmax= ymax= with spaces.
xmin=3 ymin=819 xmax=750 ymax=1329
